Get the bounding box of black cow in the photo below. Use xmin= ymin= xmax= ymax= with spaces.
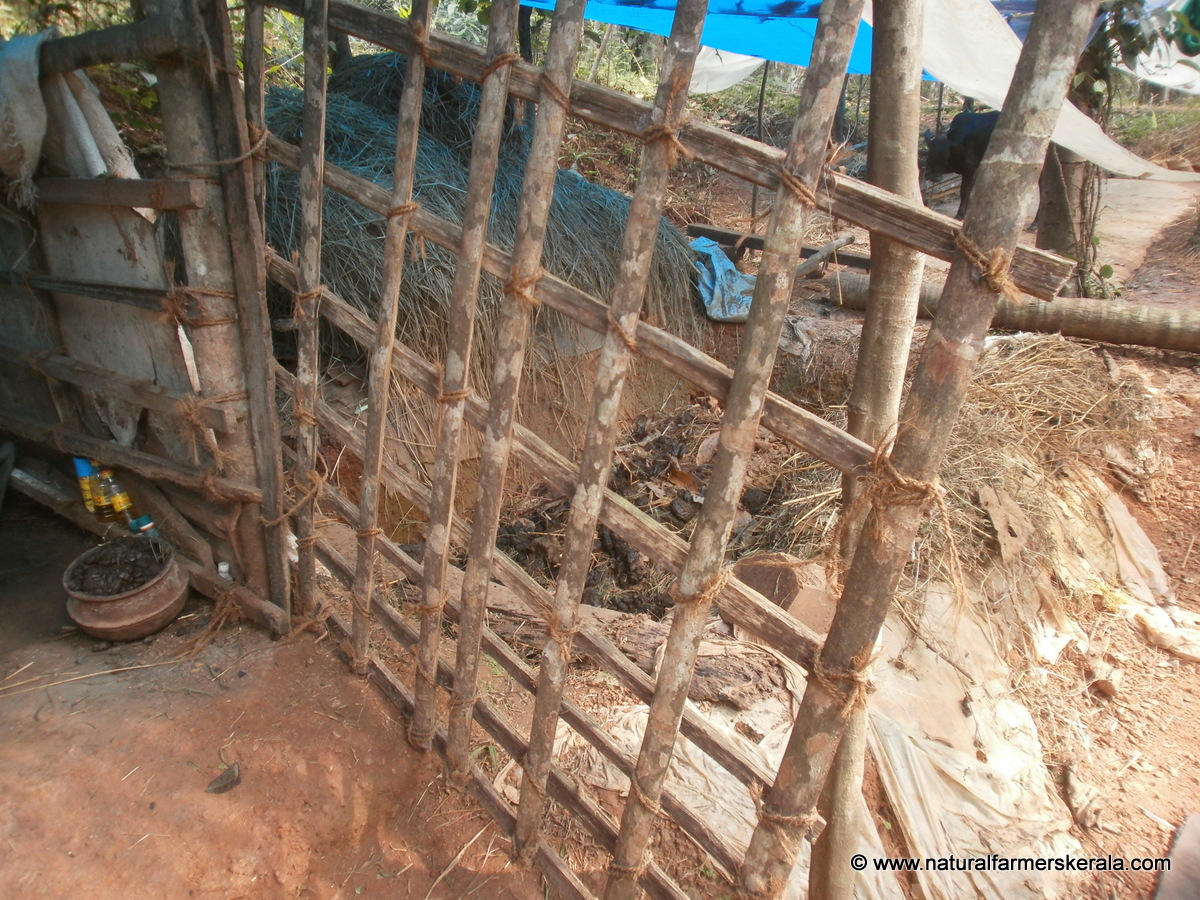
xmin=923 ymin=109 xmax=1000 ymax=218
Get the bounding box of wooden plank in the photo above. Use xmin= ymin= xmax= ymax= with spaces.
xmin=37 ymin=9 xmax=202 ymax=76
xmin=200 ymin=0 xmax=292 ymax=616
xmin=0 ymin=408 xmax=262 ymax=503
xmin=266 ymin=0 xmax=1074 ymax=300
xmin=34 ymin=177 xmax=205 ymax=210
xmin=1 ymin=341 xmax=237 ymax=432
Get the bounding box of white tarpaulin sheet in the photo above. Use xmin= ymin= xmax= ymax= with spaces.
xmin=525 ymin=0 xmax=1199 ymax=181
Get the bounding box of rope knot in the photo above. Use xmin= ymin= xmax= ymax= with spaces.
xmin=505 ymin=272 xmax=543 ymax=310
xmin=954 ymin=229 xmax=1018 ymax=300
xmin=812 ymin=655 xmax=874 ymax=719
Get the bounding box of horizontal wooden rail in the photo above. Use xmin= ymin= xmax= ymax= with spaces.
xmin=35 ymin=177 xmax=206 ymax=210
xmin=0 ymin=270 xmax=172 ymax=312
xmin=1 ymin=339 xmax=237 ymax=431
xmin=267 ymin=0 xmax=1073 ymax=299
xmin=0 ymin=409 xmax=261 ymax=503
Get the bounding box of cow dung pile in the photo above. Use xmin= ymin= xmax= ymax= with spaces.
xmin=263 ymin=53 xmax=703 ymax=401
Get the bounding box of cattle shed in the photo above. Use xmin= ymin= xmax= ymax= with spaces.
xmin=0 ymin=0 xmax=1098 ymax=897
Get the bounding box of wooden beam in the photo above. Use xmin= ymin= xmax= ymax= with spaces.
xmin=1 ymin=340 xmax=238 ymax=432
xmin=35 ymin=177 xmax=206 ymax=210
xmin=38 ymin=5 xmax=204 ymax=75
xmin=0 ymin=409 xmax=262 ymax=503
xmin=0 ymin=271 xmax=170 ymax=312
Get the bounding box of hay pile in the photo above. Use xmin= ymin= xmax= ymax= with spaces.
xmin=493 ymin=333 xmax=1159 ymax=618
xmin=264 ymin=57 xmax=702 ymax=399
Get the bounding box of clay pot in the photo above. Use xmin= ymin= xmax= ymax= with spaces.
xmin=63 ymin=537 xmax=189 ymax=641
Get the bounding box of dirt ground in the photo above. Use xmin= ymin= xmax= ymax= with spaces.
xmin=0 ymin=495 xmax=543 ymax=900
xmin=2 ymin=172 xmax=1199 ymax=900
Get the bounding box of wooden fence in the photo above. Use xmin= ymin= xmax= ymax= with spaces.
xmin=0 ymin=0 xmax=1097 ymax=896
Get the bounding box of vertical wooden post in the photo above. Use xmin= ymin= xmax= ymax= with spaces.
xmin=512 ymin=0 xmax=708 ymax=861
xmin=410 ymin=0 xmax=522 ymax=749
xmin=445 ymin=0 xmax=588 ymax=779
xmin=349 ymin=0 xmax=434 ymax=672
xmin=738 ymin=3 xmax=1099 ymax=898
xmin=244 ymin=0 xmax=267 ymax=226
xmin=292 ymin=0 xmax=330 ymax=619
xmin=147 ymin=0 xmax=287 ymax=618
xmin=602 ymin=3 xmax=865 ymax=899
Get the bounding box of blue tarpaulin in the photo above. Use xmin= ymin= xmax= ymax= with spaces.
xmin=520 ymin=0 xmax=877 ymax=73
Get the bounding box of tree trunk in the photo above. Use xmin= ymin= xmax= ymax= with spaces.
xmin=1036 ymin=144 xmax=1084 ymax=296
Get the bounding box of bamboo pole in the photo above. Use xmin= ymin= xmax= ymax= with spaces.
xmin=604 ymin=3 xmax=864 ymax=898
xmin=204 ymin=0 xmax=293 ymax=618
xmin=411 ymin=0 xmax=523 ymax=751
xmin=244 ymin=0 xmax=268 ymax=226
xmin=738 ymin=3 xmax=1100 ymax=899
xmin=6 ymin=343 xmax=237 ymax=432
xmin=265 ymin=0 xmax=1075 ymax=299
xmin=348 ymin=0 xmax=434 ymax=673
xmin=513 ymin=0 xmax=708 ymax=860
xmin=0 ymin=409 xmax=261 ymax=502
xmin=292 ymin=0 xmax=330 ymax=621
xmin=445 ymin=0 xmax=589 ymax=779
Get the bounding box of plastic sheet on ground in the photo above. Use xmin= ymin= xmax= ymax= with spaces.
xmin=0 ymin=32 xmax=50 ymax=209
xmin=692 ymin=237 xmax=756 ymax=323
xmin=549 ymin=586 xmax=1082 ymax=899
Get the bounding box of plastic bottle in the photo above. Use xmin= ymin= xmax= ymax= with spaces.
xmin=88 ymin=460 xmax=119 ymax=522
xmin=72 ymin=458 xmax=98 ymax=514
xmin=93 ymin=467 xmax=160 ymax=537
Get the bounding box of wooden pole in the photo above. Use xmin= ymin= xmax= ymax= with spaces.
xmin=604 ymin=3 xmax=865 ymax=899
xmin=444 ymin=0 xmax=589 ymax=780
xmin=738 ymin=3 xmax=1100 ymax=898
xmin=819 ymin=0 xmax=925 ymax=888
xmin=202 ymin=0 xmax=292 ymax=619
xmin=513 ymin=0 xmax=708 ymax=861
xmin=292 ymin=0 xmax=331 ymax=620
xmin=830 ymin=271 xmax=1200 ymax=354
xmin=244 ymin=0 xmax=268 ymax=226
xmin=348 ymin=0 xmax=434 ymax=672
xmin=411 ymin=0 xmax=522 ymax=751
